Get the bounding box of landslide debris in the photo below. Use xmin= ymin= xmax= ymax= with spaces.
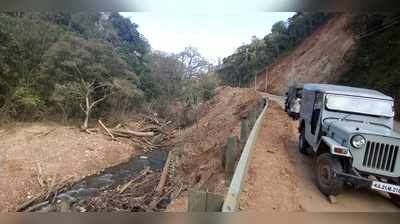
xmin=257 ymin=14 xmax=355 ymax=95
xmin=167 ymin=86 xmax=263 ymax=210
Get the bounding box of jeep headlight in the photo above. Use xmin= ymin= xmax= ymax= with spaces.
xmin=351 ymin=135 xmax=366 ymax=148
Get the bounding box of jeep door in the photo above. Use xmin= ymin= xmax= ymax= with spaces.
xmin=304 ymin=91 xmax=324 ymax=149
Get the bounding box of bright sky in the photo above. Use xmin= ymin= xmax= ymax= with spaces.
xmin=120 ymin=12 xmax=294 ymax=62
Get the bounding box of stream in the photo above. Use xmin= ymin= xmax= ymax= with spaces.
xmin=44 ymin=149 xmax=168 ymax=211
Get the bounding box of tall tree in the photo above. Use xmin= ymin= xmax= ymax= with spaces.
xmin=177 ymin=46 xmax=209 ymax=79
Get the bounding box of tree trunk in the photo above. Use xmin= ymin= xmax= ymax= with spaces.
xmin=83 ymin=111 xmax=89 ymax=129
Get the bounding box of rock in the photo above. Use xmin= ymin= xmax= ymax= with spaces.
xmin=37 ymin=204 xmax=56 ymax=212
xmin=59 ymin=200 xmax=71 ymax=212
xmin=328 ymin=195 xmax=337 ymax=204
xmin=57 ymin=193 xmax=77 ymax=203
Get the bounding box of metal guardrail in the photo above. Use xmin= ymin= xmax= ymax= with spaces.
xmin=222 ymin=98 xmax=269 ymax=212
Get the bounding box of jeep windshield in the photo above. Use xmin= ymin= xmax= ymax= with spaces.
xmin=325 ymin=94 xmax=394 ymax=117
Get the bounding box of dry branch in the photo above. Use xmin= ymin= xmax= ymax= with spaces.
xmin=113 ymin=124 xmax=122 ymax=129
xmin=155 ymin=151 xmax=173 ymax=193
xmin=16 ymin=178 xmax=74 ymax=212
xmin=144 ymin=115 xmax=160 ymax=125
xmin=36 ymin=128 xmax=56 ymax=137
xmin=119 ymin=166 xmax=150 ymax=194
xmin=36 ymin=163 xmax=45 ymax=188
xmin=79 ymin=80 xmax=110 ymax=130
xmin=147 ymin=185 xmax=177 ymax=211
xmin=112 ymin=129 xmax=154 ymax=137
xmin=86 ymin=128 xmax=99 ymax=133
xmin=25 ymin=201 xmax=49 ymax=212
xmin=139 ymin=125 xmax=161 ymax=132
xmin=98 ymin=120 xmax=116 ymax=140
xmin=16 ymin=191 xmax=44 ymax=212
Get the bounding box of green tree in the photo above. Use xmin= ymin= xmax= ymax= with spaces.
xmin=40 ymin=35 xmax=144 ymax=126
xmin=218 ymin=12 xmax=331 ymax=86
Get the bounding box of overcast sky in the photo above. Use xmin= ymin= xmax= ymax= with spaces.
xmin=120 ymin=12 xmax=294 ymax=62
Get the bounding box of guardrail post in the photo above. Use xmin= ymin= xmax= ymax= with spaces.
xmin=188 ymin=190 xmax=207 ymax=212
xmin=225 ymin=136 xmax=238 ymax=180
xmin=222 ymin=99 xmax=269 ymax=212
xmin=248 ymin=109 xmax=257 ymax=128
xmin=188 ymin=190 xmax=224 ymax=212
xmin=240 ymin=119 xmax=250 ymax=149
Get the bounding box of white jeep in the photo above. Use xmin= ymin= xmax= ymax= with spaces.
xmin=299 ymin=84 xmax=400 ymax=207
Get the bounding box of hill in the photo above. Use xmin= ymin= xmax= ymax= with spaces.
xmin=339 ymin=13 xmax=400 ymax=115
xmin=256 ymin=14 xmax=355 ymax=95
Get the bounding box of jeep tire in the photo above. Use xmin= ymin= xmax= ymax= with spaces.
xmin=299 ymin=128 xmax=309 ymax=155
xmin=389 ymin=193 xmax=400 ymax=208
xmin=316 ymin=153 xmax=344 ymax=196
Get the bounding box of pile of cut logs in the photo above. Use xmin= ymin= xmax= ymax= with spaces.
xmin=16 ymin=153 xmax=183 ymax=212
xmin=16 ymin=176 xmax=75 ymax=212
xmin=83 ymin=158 xmax=184 ymax=212
xmin=96 ymin=116 xmax=177 ymax=152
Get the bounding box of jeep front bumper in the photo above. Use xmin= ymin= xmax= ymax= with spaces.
xmin=335 ymin=171 xmax=400 ymax=196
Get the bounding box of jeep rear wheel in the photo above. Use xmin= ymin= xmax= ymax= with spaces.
xmin=389 ymin=193 xmax=400 ymax=208
xmin=299 ymin=128 xmax=309 ymax=155
xmin=316 ymin=153 xmax=344 ymax=196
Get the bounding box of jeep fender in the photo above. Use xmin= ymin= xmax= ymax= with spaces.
xmin=319 ymin=136 xmax=352 ymax=158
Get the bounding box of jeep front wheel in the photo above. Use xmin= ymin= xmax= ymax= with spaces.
xmin=316 ymin=153 xmax=344 ymax=196
xmin=299 ymin=128 xmax=309 ymax=155
xmin=389 ymin=193 xmax=400 ymax=208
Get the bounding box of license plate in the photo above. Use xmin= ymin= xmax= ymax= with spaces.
xmin=371 ymin=181 xmax=400 ymax=195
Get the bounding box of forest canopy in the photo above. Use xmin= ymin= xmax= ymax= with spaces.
xmin=0 ymin=12 xmax=217 ymax=125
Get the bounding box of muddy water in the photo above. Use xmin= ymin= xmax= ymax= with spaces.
xmin=55 ymin=149 xmax=167 ymax=205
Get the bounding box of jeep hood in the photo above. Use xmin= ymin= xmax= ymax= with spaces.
xmin=326 ymin=120 xmax=400 ymax=139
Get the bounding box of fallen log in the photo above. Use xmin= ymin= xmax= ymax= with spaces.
xmin=113 ymin=123 xmax=122 ymax=129
xmin=16 ymin=177 xmax=74 ymax=212
xmin=98 ymin=120 xmax=116 ymax=140
xmin=155 ymin=151 xmax=173 ymax=193
xmin=36 ymin=163 xmax=45 ymax=188
xmin=86 ymin=128 xmax=99 ymax=133
xmin=147 ymin=185 xmax=177 ymax=211
xmin=16 ymin=191 xmax=44 ymax=212
xmin=112 ymin=129 xmax=154 ymax=137
xmin=25 ymin=201 xmax=49 ymax=212
xmin=139 ymin=125 xmax=162 ymax=132
xmin=112 ymin=132 xmax=132 ymax=138
xmin=119 ymin=166 xmax=151 ymax=194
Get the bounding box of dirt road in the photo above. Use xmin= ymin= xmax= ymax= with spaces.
xmin=240 ymin=100 xmax=399 ymax=211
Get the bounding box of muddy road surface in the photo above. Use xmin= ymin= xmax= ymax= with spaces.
xmin=240 ymin=100 xmax=399 ymax=212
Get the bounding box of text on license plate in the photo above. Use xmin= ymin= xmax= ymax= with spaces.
xmin=371 ymin=181 xmax=400 ymax=195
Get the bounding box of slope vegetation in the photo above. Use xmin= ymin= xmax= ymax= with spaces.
xmin=339 ymin=13 xmax=400 ymax=115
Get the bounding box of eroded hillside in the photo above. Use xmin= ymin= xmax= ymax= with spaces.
xmin=256 ymin=14 xmax=356 ymax=95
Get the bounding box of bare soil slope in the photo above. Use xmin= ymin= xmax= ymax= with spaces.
xmin=0 ymin=123 xmax=137 ymax=211
xmin=240 ymin=101 xmax=398 ymax=211
xmin=256 ymin=14 xmax=355 ymax=95
xmin=168 ymin=86 xmax=262 ymax=211
xmin=176 ymin=86 xmax=261 ymax=191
